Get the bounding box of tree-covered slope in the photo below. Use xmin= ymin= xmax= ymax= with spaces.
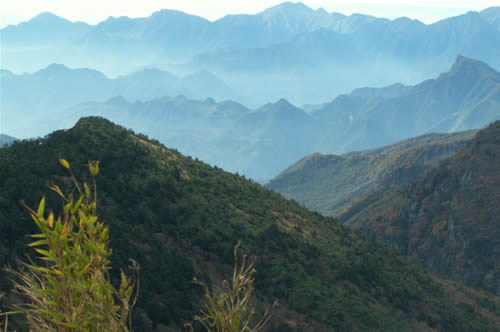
xmin=267 ymin=130 xmax=476 ymax=216
xmin=0 ymin=117 xmax=497 ymax=330
xmin=340 ymin=121 xmax=500 ymax=295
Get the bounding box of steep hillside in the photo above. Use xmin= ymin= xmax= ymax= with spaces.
xmin=0 ymin=117 xmax=497 ymax=331
xmin=267 ymin=130 xmax=476 ymax=216
xmin=340 ymin=121 xmax=500 ymax=295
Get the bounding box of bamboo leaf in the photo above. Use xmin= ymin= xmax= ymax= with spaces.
xmin=37 ymin=196 xmax=45 ymax=217
xmin=27 ymin=239 xmax=49 ymax=247
xmin=48 ymin=184 xmax=65 ymax=199
xmin=59 ymin=158 xmax=70 ymax=169
xmin=52 ymin=269 xmax=64 ymax=277
xmin=64 ymin=201 xmax=72 ymax=215
xmin=27 ymin=265 xmax=51 ymax=274
xmin=28 ymin=233 xmax=46 ymax=239
xmin=34 ymin=248 xmax=52 ymax=258
xmin=72 ymin=196 xmax=84 ymax=214
xmin=47 ymin=212 xmax=54 ymax=228
xmin=84 ymin=182 xmax=91 ymax=199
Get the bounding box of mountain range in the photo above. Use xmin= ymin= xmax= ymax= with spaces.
xmin=0 ymin=63 xmax=244 ymax=138
xmin=31 ymin=96 xmax=315 ymax=182
xmin=2 ymin=3 xmax=500 ymax=105
xmin=309 ymin=55 xmax=500 ymax=152
xmin=267 ymin=118 xmax=500 ymax=295
xmin=266 ymin=129 xmax=477 ymax=216
xmin=3 ymin=1 xmax=500 ymax=330
xmin=0 ymin=117 xmax=498 ymax=330
xmin=6 ymin=55 xmax=500 ymax=182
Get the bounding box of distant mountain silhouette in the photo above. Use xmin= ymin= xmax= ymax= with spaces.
xmin=46 ymin=97 xmax=315 ymax=181
xmin=5 ymin=56 xmax=500 ymax=181
xmin=311 ymin=55 xmax=500 ymax=152
xmin=3 ymin=3 xmax=500 ymax=104
xmin=1 ymin=12 xmax=91 ymax=45
xmin=1 ymin=64 xmax=239 ymax=138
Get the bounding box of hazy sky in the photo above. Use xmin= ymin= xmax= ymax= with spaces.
xmin=1 ymin=0 xmax=499 ymax=28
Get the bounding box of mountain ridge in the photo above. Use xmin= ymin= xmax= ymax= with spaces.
xmin=4 ymin=56 xmax=500 ymax=182
xmin=339 ymin=121 xmax=500 ymax=294
xmin=3 ymin=2 xmax=500 ymax=105
xmin=266 ymin=129 xmax=477 ymax=216
xmin=1 ymin=63 xmax=240 ymax=138
xmin=0 ymin=116 xmax=498 ymax=330
xmin=310 ymin=55 xmax=500 ymax=152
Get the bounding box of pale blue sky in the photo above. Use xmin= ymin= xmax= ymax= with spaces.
xmin=1 ymin=0 xmax=498 ymax=28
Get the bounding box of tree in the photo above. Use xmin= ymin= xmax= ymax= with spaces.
xmin=3 ymin=159 xmax=138 ymax=331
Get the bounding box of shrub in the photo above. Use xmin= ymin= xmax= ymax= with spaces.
xmin=3 ymin=159 xmax=138 ymax=331
xmin=188 ymin=242 xmax=277 ymax=332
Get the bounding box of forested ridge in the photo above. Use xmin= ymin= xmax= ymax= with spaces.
xmin=341 ymin=121 xmax=500 ymax=295
xmin=0 ymin=117 xmax=498 ymax=331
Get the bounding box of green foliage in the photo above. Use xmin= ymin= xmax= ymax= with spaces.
xmin=267 ymin=130 xmax=475 ymax=216
xmin=4 ymin=159 xmax=138 ymax=331
xmin=0 ymin=117 xmax=497 ymax=330
xmin=189 ymin=242 xmax=277 ymax=332
xmin=341 ymin=121 xmax=500 ymax=294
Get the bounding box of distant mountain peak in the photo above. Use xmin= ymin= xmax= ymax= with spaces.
xmin=255 ymin=98 xmax=303 ymax=116
xmin=151 ymin=9 xmax=193 ymax=18
xmin=39 ymin=63 xmax=106 ymax=77
xmin=275 ymin=98 xmax=296 ymax=109
xmin=44 ymin=63 xmax=70 ymax=72
xmin=106 ymin=96 xmax=129 ymax=106
xmin=31 ymin=12 xmax=67 ymax=23
xmin=274 ymin=1 xmax=310 ymax=10
xmin=149 ymin=8 xmax=209 ymax=23
xmin=448 ymin=54 xmax=498 ymax=77
xmin=261 ymin=1 xmax=315 ymax=15
xmin=316 ymin=7 xmax=328 ymax=15
xmin=277 ymin=97 xmax=292 ymax=104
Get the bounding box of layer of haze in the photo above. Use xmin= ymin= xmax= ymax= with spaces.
xmin=1 ymin=0 xmax=499 ymax=28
